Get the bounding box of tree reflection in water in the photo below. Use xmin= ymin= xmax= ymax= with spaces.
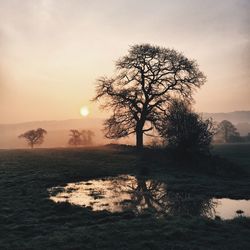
xmin=49 ymin=175 xmax=217 ymax=218
xmin=111 ymin=176 xmax=217 ymax=217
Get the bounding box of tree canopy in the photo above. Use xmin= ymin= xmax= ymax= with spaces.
xmin=18 ymin=128 xmax=47 ymax=148
xmin=94 ymin=44 xmax=206 ymax=148
xmin=216 ymin=120 xmax=240 ymax=143
xmin=68 ymin=129 xmax=95 ymax=146
xmin=159 ymin=100 xmax=214 ymax=154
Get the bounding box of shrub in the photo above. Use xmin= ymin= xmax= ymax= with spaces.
xmin=159 ymin=100 xmax=214 ymax=155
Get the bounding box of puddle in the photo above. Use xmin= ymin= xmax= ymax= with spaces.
xmin=48 ymin=175 xmax=250 ymax=219
xmin=213 ymin=198 xmax=250 ymax=219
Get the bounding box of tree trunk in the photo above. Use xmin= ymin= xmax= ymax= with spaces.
xmin=225 ymin=128 xmax=228 ymax=143
xmin=136 ymin=129 xmax=143 ymax=149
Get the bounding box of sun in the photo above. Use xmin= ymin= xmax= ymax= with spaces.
xmin=80 ymin=106 xmax=89 ymax=117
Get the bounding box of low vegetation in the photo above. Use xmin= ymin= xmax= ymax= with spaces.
xmin=159 ymin=100 xmax=214 ymax=155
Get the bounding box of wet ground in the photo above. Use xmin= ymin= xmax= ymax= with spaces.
xmin=49 ymin=175 xmax=250 ymax=219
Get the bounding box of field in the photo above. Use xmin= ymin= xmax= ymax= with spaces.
xmin=0 ymin=144 xmax=250 ymax=250
xmin=212 ymin=143 xmax=250 ymax=171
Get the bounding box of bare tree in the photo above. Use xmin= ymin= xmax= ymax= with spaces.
xmin=68 ymin=129 xmax=82 ymax=146
xmin=86 ymin=130 xmax=95 ymax=145
xmin=93 ymin=44 xmax=206 ymax=148
xmin=216 ymin=120 xmax=239 ymax=143
xmin=69 ymin=129 xmax=95 ymax=146
xmin=19 ymin=128 xmax=47 ymax=148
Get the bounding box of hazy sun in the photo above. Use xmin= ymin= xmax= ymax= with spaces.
xmin=80 ymin=106 xmax=89 ymax=117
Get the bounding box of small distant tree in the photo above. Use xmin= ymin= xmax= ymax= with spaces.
xmin=159 ymin=100 xmax=214 ymax=154
xmin=68 ymin=129 xmax=82 ymax=146
xmin=19 ymin=128 xmax=47 ymax=148
xmin=68 ymin=129 xmax=95 ymax=146
xmin=81 ymin=130 xmax=87 ymax=145
xmin=216 ymin=120 xmax=239 ymax=143
xmin=86 ymin=130 xmax=95 ymax=144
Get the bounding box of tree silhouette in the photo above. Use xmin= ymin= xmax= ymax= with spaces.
xmin=81 ymin=130 xmax=95 ymax=145
xmin=18 ymin=128 xmax=47 ymax=148
xmin=68 ymin=129 xmax=82 ymax=146
xmin=217 ymin=120 xmax=239 ymax=143
xmin=111 ymin=176 xmax=216 ymax=217
xmin=86 ymin=130 xmax=95 ymax=144
xmin=68 ymin=129 xmax=95 ymax=146
xmin=93 ymin=44 xmax=205 ymax=148
xmin=159 ymin=100 xmax=214 ymax=154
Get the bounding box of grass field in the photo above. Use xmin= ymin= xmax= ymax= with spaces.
xmin=0 ymin=144 xmax=250 ymax=249
xmin=212 ymin=143 xmax=250 ymax=172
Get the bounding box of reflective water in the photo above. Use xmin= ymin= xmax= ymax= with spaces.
xmin=48 ymin=175 xmax=250 ymax=219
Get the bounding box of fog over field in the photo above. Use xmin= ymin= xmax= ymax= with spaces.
xmin=1 ymin=111 xmax=250 ymax=149
xmin=0 ymin=118 xmax=133 ymax=148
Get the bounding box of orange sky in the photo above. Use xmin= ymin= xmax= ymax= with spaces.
xmin=0 ymin=0 xmax=249 ymax=124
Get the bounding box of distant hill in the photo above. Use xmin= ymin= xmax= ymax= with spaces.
xmin=0 ymin=118 xmax=135 ymax=149
xmin=0 ymin=118 xmax=107 ymax=149
xmin=202 ymin=111 xmax=250 ymax=136
xmin=203 ymin=111 xmax=250 ymax=124
xmin=1 ymin=111 xmax=250 ymax=149
xmin=0 ymin=118 xmax=103 ymax=132
xmin=236 ymin=123 xmax=250 ymax=136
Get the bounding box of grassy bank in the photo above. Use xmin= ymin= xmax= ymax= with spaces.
xmin=0 ymin=145 xmax=249 ymax=249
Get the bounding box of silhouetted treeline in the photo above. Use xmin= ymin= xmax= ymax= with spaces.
xmin=68 ymin=129 xmax=95 ymax=146
xmin=214 ymin=120 xmax=250 ymax=143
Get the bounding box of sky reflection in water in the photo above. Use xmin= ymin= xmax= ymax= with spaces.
xmin=48 ymin=175 xmax=250 ymax=219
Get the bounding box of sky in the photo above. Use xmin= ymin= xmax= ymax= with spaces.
xmin=0 ymin=0 xmax=249 ymax=124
